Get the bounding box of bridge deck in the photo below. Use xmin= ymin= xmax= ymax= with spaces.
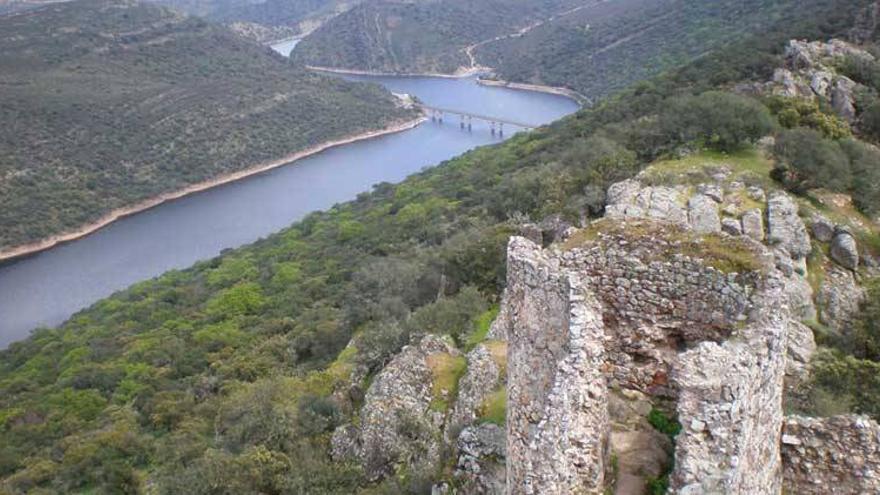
xmin=421 ymin=105 xmax=536 ymax=129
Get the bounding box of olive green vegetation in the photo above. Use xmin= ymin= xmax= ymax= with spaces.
xmin=150 ymin=0 xmax=351 ymax=28
xmin=805 ymin=278 xmax=880 ymax=419
xmin=295 ymin=0 xmax=874 ymax=99
xmin=644 ymin=407 xmax=680 ymax=495
xmin=428 ymin=351 xmax=467 ymax=412
xmin=464 ymin=307 xmax=500 ymax=351
xmin=478 ymin=0 xmax=872 ymax=99
xmin=1 ymin=7 xmax=877 ymax=492
xmin=478 ymin=388 xmax=507 ymax=426
xmin=292 ymin=0 xmax=584 ymax=74
xmin=0 ymin=0 xmax=414 ymax=251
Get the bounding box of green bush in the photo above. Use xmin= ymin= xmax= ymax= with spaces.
xmin=809 ymin=349 xmax=880 ymax=419
xmin=765 ymin=96 xmax=851 ymax=139
xmin=771 ymin=128 xmax=852 ymax=193
xmin=647 ymin=408 xmax=682 ymax=437
xmin=660 ymin=91 xmax=776 ymax=152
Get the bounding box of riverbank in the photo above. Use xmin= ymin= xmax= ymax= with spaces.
xmin=306 ymin=65 xmax=585 ymax=105
xmin=0 ymin=116 xmax=426 ymax=263
xmin=307 ymin=65 xmax=492 ymax=79
xmin=476 ymin=78 xmax=588 ymax=106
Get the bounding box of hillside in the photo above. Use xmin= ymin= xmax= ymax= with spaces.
xmin=293 ymin=0 xmax=874 ymax=99
xmin=0 ymin=0 xmax=415 ymax=254
xmin=476 ymin=0 xmax=873 ymax=99
xmin=291 ymin=0 xmax=584 ymax=74
xmin=149 ymin=0 xmax=358 ymax=36
xmin=2 ymin=2 xmax=879 ymax=492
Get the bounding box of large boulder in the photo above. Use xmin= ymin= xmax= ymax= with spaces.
xmin=722 ymin=217 xmax=743 ymax=236
xmin=687 ymin=194 xmax=721 ymax=234
xmin=742 ymin=208 xmax=765 ymax=241
xmin=831 ymin=77 xmax=858 ymax=122
xmin=818 ymin=265 xmax=866 ymax=334
xmin=785 ymin=321 xmax=817 ymax=386
xmin=831 ymin=227 xmax=860 ymax=270
xmin=811 ymin=214 xmax=835 ymax=243
xmin=768 ymin=192 xmax=811 ymax=259
xmin=605 ymin=180 xmax=687 ymax=224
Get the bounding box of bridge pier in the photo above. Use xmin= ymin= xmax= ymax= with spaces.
xmin=421 ymin=105 xmax=533 ymax=135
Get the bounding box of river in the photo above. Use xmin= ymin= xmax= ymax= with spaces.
xmin=0 ymin=44 xmax=578 ymax=349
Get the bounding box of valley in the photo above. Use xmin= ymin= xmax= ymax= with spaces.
xmin=2 ymin=0 xmax=880 ymax=494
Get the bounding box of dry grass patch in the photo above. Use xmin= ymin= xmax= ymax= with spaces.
xmin=426 ymin=352 xmax=467 ymax=412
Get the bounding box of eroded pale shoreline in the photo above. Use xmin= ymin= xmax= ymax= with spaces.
xmin=475 ymin=78 xmax=588 ymax=105
xmin=0 ymin=116 xmax=426 ymax=263
xmin=307 ymin=65 xmax=492 ymax=79
xmin=306 ymin=65 xmax=586 ymax=105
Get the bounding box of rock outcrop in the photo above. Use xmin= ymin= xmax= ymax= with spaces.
xmin=605 ymin=180 xmax=687 ymax=224
xmin=817 ymin=264 xmax=866 ymax=334
xmin=753 ymin=38 xmax=874 ymax=123
xmin=332 ymin=334 xmax=458 ymax=481
xmin=782 ymin=415 xmax=880 ymax=494
xmin=449 ymin=342 xmax=505 ymax=439
xmin=767 ymin=192 xmax=811 ymax=259
xmin=455 ymin=424 xmax=507 ymax=494
xmin=742 ymin=208 xmax=765 ymax=241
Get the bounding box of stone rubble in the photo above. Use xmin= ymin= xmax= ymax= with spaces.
xmin=456 ymin=424 xmax=507 ymax=494
xmin=782 ymin=415 xmax=880 ymax=494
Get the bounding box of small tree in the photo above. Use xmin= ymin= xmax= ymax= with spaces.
xmin=772 ymin=128 xmax=852 ymax=193
xmin=662 ymin=91 xmax=777 ymax=152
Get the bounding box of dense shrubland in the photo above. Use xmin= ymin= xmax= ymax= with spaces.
xmin=0 ymin=0 xmax=413 ymax=251
xmin=480 ymin=0 xmax=867 ymax=99
xmin=292 ymin=0 xmax=584 ymax=74
xmin=2 ymin=4 xmax=880 ymax=493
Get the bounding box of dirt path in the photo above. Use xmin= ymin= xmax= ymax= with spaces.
xmin=463 ymin=3 xmax=591 ymax=70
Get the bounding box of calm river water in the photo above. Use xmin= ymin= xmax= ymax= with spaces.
xmin=0 ymin=45 xmax=578 ymax=348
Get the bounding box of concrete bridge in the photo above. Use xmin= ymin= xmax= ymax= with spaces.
xmin=421 ymin=105 xmax=536 ymax=135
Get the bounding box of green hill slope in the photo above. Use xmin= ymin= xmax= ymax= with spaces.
xmin=150 ymin=0 xmax=356 ymax=32
xmin=291 ymin=0 xmax=584 ymax=74
xmin=476 ymin=0 xmax=870 ymax=99
xmin=1 ymin=3 xmax=875 ymax=493
xmin=0 ymin=0 xmax=414 ymax=253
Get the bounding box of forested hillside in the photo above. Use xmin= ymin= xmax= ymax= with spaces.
xmin=2 ymin=1 xmax=878 ymax=492
xmin=293 ymin=0 xmax=873 ymax=99
xmin=149 ymin=0 xmax=356 ymax=34
xmin=477 ymin=0 xmax=870 ymax=99
xmin=0 ymin=0 xmax=414 ymax=253
xmin=291 ymin=0 xmax=584 ymax=74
